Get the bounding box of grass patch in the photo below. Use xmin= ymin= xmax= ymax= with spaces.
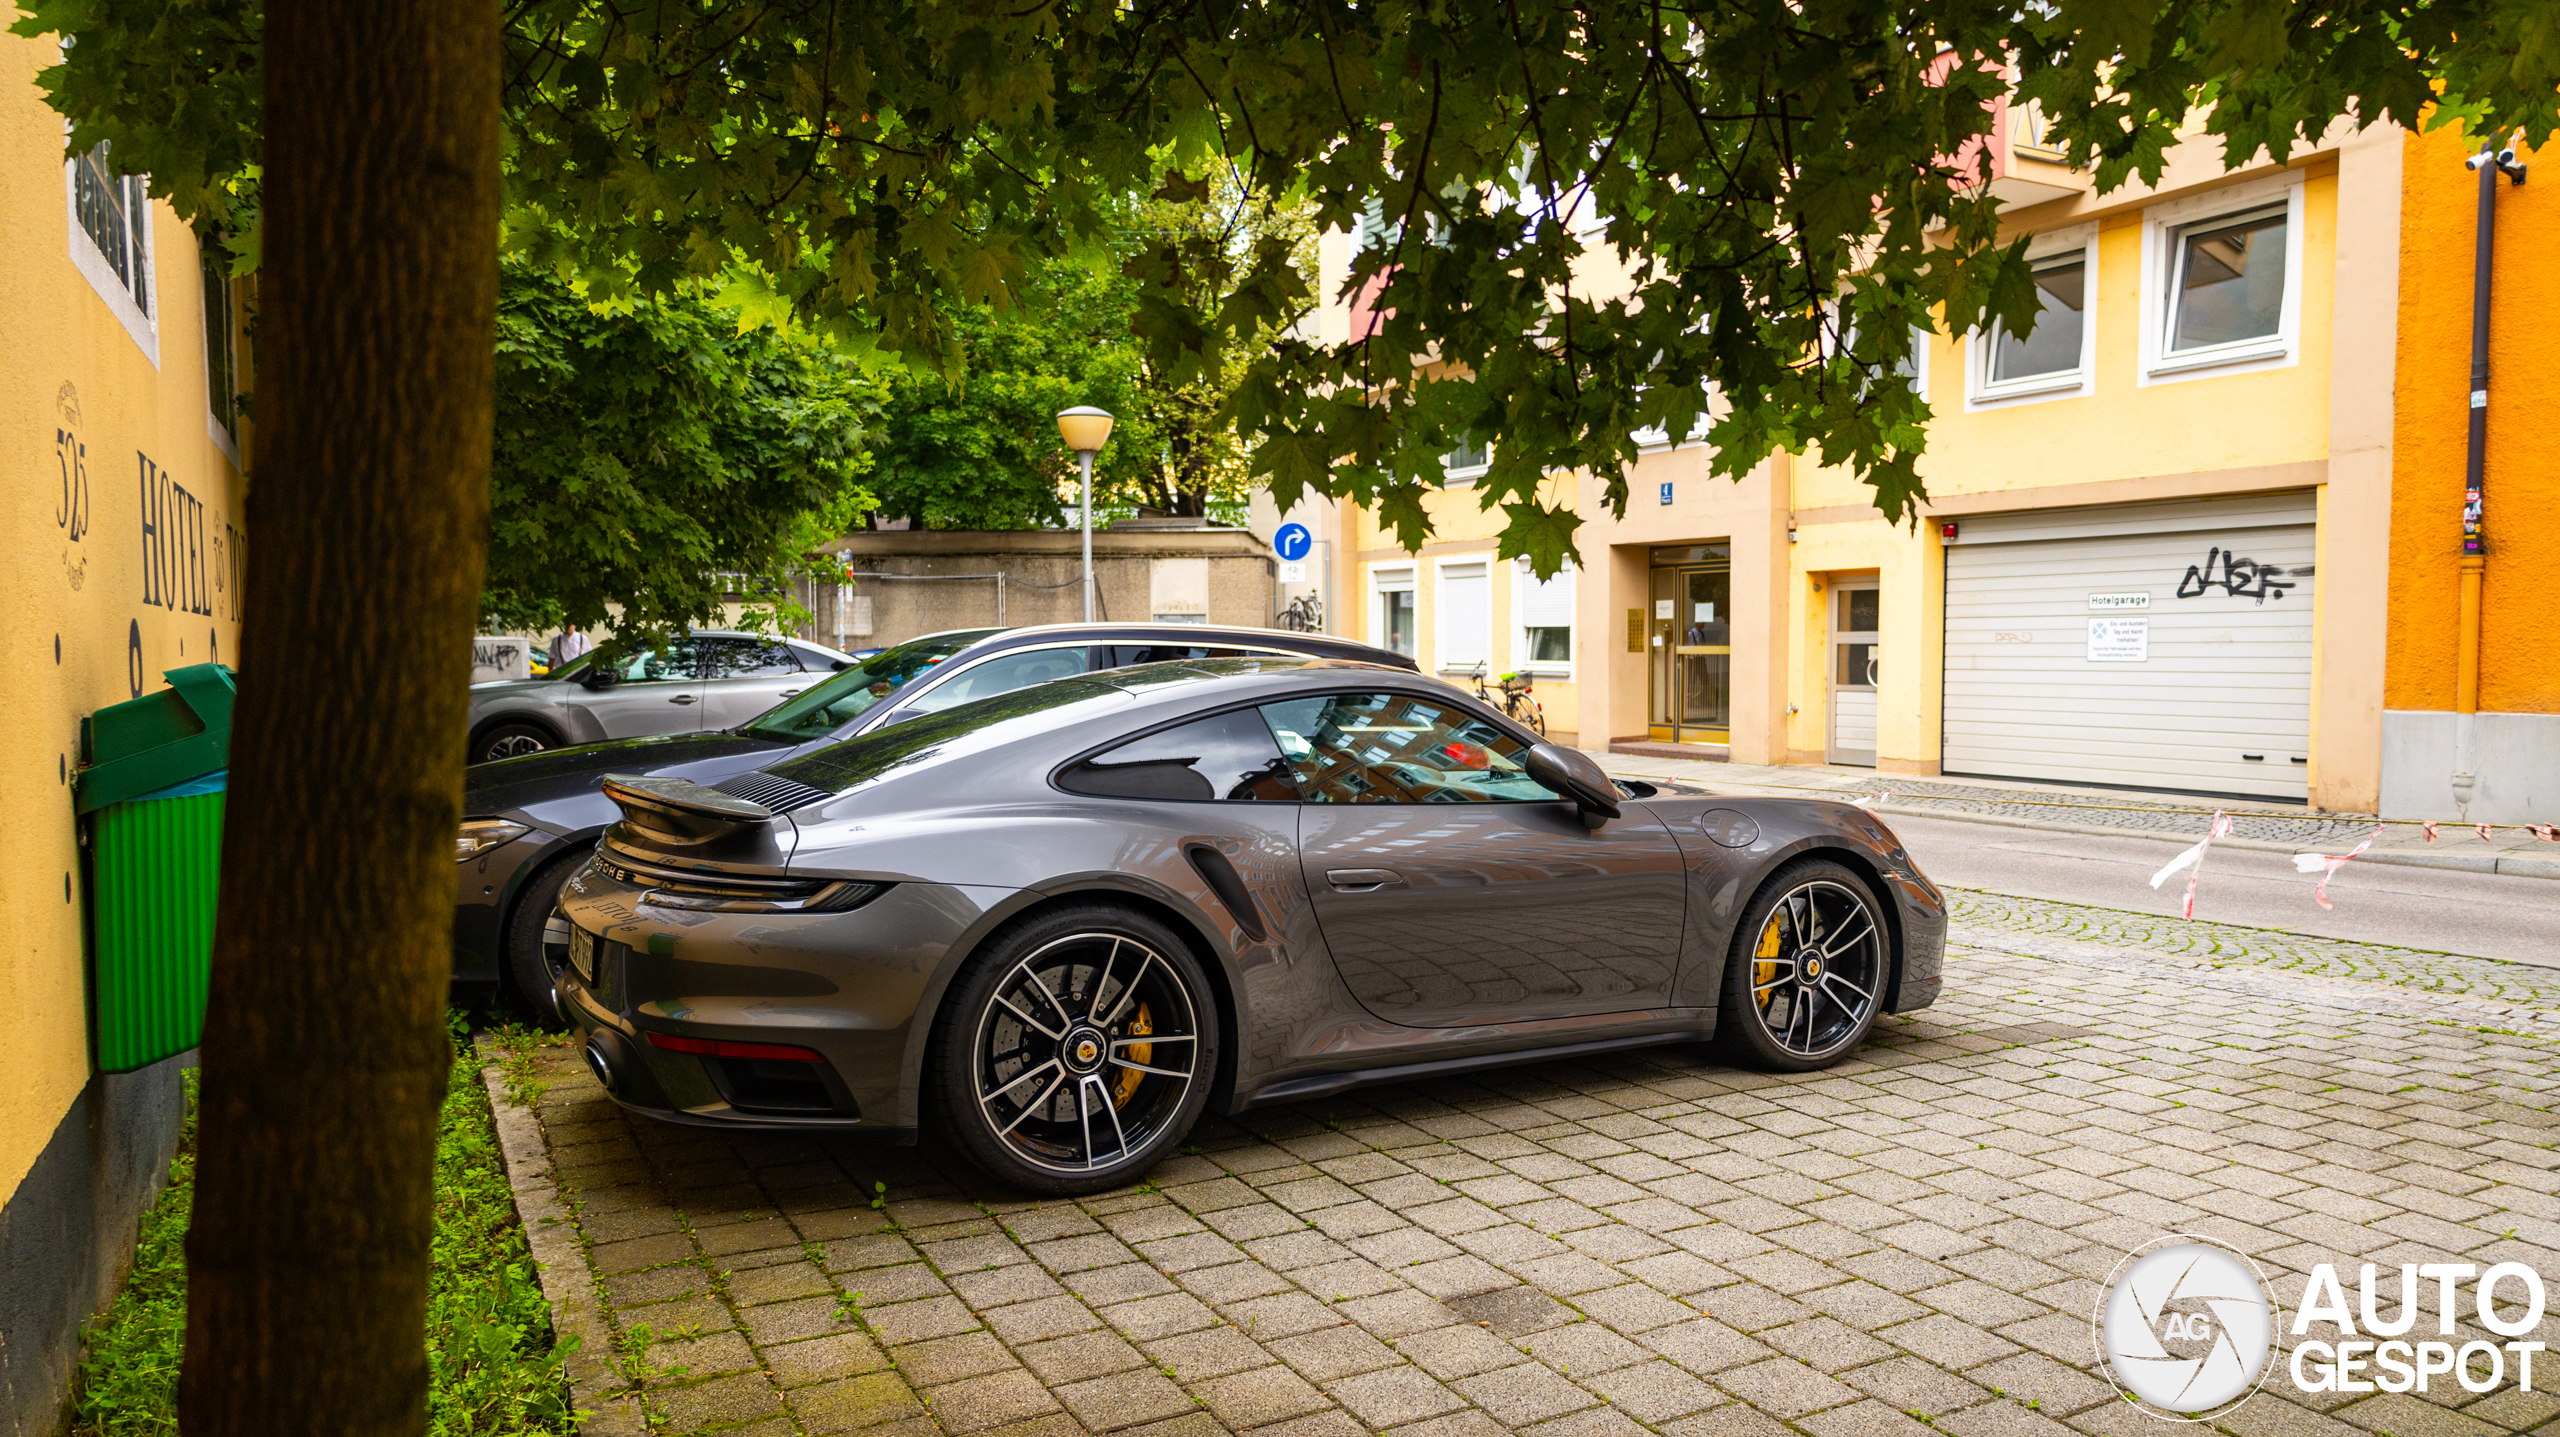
xmin=71 ymin=1019 xmax=576 ymax=1435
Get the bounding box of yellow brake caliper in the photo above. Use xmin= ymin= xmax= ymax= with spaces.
xmin=1753 ymin=914 xmax=1784 ymax=1011
xmin=1112 ymin=1003 xmax=1153 ymax=1108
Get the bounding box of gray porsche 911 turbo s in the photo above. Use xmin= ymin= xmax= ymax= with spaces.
xmin=556 ymin=657 xmax=1945 ymax=1195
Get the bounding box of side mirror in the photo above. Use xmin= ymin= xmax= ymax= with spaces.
xmin=831 ymin=659 xmax=853 ymax=671
xmin=581 ymin=666 xmax=620 ymax=690
xmin=1521 ymin=743 xmax=1622 ymax=829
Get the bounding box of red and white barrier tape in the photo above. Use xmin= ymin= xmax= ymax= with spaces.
xmin=2292 ymin=824 xmax=2386 ymax=910
xmin=2149 ymin=811 xmax=2234 ymax=919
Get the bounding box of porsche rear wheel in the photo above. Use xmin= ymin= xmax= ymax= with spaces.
xmin=1718 ymin=860 xmax=1889 ymax=1071
xmin=933 ymin=905 xmax=1219 ymax=1195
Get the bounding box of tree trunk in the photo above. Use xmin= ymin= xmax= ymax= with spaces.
xmin=179 ymin=0 xmax=499 ymax=1430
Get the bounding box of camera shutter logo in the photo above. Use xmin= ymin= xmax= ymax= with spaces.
xmin=2096 ymin=1237 xmax=2278 ymax=1418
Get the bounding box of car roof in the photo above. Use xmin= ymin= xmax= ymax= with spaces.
xmin=945 ymin=623 xmax=1417 ymax=670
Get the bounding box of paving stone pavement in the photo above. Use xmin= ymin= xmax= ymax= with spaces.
xmin=501 ymin=888 xmax=2560 ymax=1437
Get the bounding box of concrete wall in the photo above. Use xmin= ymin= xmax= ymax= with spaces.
xmin=1 ymin=29 xmax=246 ymax=1431
xmin=812 ymin=527 xmax=1278 ymax=649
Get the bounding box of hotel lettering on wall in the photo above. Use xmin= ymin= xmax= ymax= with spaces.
xmin=138 ymin=451 xmax=212 ymax=617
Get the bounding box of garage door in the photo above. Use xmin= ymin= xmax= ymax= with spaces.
xmin=1943 ymin=492 xmax=2316 ymax=800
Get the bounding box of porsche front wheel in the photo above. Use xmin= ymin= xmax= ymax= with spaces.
xmin=1719 ymin=860 xmax=1889 ymax=1071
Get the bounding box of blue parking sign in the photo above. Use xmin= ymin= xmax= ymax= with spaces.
xmin=1273 ymin=522 xmax=1313 ymax=562
xmin=1659 ymin=482 xmax=1674 ymax=506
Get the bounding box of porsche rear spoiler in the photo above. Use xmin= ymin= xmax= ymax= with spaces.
xmin=601 ymin=773 xmax=777 ymax=846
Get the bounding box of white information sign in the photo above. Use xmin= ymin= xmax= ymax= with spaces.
xmin=2086 ymin=616 xmax=2150 ymax=663
xmin=1654 ymin=599 xmax=1674 ymax=619
xmin=1277 ymin=562 xmax=1307 ymax=582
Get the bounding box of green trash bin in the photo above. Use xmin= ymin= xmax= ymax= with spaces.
xmin=77 ymin=664 xmax=236 ymax=1073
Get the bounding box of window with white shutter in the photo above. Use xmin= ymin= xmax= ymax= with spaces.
xmin=1436 ymin=561 xmax=1490 ymax=673
xmin=1515 ymin=559 xmax=1575 ymax=674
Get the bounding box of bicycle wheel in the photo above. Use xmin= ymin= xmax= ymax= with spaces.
xmin=1515 ymin=694 xmax=1545 ymax=735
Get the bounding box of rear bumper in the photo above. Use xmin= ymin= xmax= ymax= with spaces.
xmin=554 ymin=867 xmax=1011 ymax=1132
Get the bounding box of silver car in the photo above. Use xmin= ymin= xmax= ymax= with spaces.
xmin=466 ymin=630 xmax=859 ymax=763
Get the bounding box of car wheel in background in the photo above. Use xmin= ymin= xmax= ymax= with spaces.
xmin=932 ymin=904 xmax=1220 ymax=1195
xmin=1718 ymin=859 xmax=1888 ymax=1072
xmin=505 ymin=848 xmax=589 ymax=1027
xmin=473 ymin=720 xmax=557 ymax=764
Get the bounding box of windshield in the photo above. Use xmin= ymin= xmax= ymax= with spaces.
xmin=739 ymin=630 xmax=997 ymax=741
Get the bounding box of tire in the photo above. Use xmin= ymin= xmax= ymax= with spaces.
xmin=1717 ymin=859 xmax=1890 ymax=1071
xmin=504 ymin=849 xmax=587 ymax=1027
xmin=932 ymin=904 xmax=1220 ymax=1195
xmin=473 ymin=720 xmax=558 ymax=765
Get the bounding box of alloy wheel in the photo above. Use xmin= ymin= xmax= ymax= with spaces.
xmin=1744 ymin=879 xmax=1883 ymax=1060
xmin=971 ymin=932 xmax=1201 ymax=1176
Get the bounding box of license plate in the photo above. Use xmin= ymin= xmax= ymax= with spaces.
xmin=568 ymin=925 xmax=596 ymax=984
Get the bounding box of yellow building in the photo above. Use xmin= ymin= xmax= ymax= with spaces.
xmin=1314 ymin=113 xmax=2418 ymax=814
xmin=0 ymin=31 xmax=250 ymax=1428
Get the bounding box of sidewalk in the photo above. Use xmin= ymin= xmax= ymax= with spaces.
xmin=1585 ymin=751 xmax=2560 ymax=880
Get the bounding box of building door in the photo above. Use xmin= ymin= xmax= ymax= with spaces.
xmin=1646 ymin=546 xmax=1731 ymax=745
xmin=1941 ymin=491 xmax=2316 ymax=799
xmin=1827 ymin=581 xmax=1880 ymax=767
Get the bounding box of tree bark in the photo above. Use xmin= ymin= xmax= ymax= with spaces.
xmin=179 ymin=0 xmax=499 ymax=1430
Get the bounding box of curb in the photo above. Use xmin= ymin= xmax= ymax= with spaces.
xmin=477 ymin=1040 xmax=647 ymax=1436
xmin=1858 ymin=802 xmax=2560 ymax=879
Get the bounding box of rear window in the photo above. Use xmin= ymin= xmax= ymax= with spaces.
xmin=769 ymin=676 xmax=1130 ymax=796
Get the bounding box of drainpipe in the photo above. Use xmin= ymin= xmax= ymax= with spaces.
xmin=2452 ymin=139 xmax=2526 ymax=812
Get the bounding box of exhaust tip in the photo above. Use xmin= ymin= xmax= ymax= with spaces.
xmin=585 ymin=1037 xmax=617 ymax=1094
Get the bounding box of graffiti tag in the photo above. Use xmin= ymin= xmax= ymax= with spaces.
xmin=2175 ymin=546 xmax=2302 ymax=604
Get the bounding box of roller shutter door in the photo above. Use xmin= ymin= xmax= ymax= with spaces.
xmin=1942 ymin=492 xmax=2316 ymax=800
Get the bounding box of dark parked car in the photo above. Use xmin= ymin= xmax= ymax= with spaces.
xmin=555 ymin=657 xmax=1945 ymax=1194
xmin=455 ymin=624 xmax=1419 ymax=1016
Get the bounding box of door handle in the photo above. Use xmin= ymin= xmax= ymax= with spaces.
xmin=780 ymin=688 xmax=804 ymax=697
xmin=1326 ymin=868 xmax=1403 ymax=892
xmin=668 ymin=694 xmax=698 ymax=705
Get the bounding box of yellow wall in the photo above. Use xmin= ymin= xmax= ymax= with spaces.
xmin=1 ymin=33 xmax=249 ymax=1205
xmin=2387 ymin=127 xmax=2559 ymax=715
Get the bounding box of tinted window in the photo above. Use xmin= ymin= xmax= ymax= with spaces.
xmin=1259 ymin=694 xmax=1549 ymax=804
xmin=1107 ymin=645 xmax=1250 ymax=668
xmin=703 ymin=637 xmax=802 ymax=678
xmin=739 ymin=631 xmax=990 ymax=741
xmin=901 ymin=646 xmax=1092 ymax=714
xmin=1059 ymin=711 xmax=1301 ymax=802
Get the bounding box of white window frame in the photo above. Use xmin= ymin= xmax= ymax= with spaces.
xmin=1433 ymin=556 xmax=1492 ymax=676
xmin=2138 ymin=170 xmax=2306 ymax=386
xmin=1965 ymin=221 xmax=2096 ymax=410
xmin=64 ymin=138 xmax=160 ymax=366
xmin=1512 ymin=557 xmax=1576 ymax=678
xmin=1441 ymin=434 xmax=1490 ymax=484
xmin=1370 ymin=564 xmax=1417 ymax=657
xmin=1632 ymin=380 xmax=1717 ymax=451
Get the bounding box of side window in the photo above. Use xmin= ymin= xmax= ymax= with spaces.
xmin=610 ymin=638 xmax=700 ymax=684
xmin=1058 ymin=710 xmax=1301 ymax=802
xmin=1107 ymin=645 xmax=1249 ymax=668
xmin=903 ymin=646 xmax=1091 ymax=713
xmin=703 ymin=637 xmax=802 ymax=678
xmin=1258 ymin=694 xmax=1550 ymax=804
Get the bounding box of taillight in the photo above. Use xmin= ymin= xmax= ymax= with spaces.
xmin=645 ymin=1031 xmax=824 ymax=1062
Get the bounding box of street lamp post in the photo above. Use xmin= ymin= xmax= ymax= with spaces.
xmin=1056 ymin=407 xmax=1116 ymax=622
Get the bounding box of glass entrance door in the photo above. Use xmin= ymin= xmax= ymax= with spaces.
xmin=1647 ymin=551 xmax=1731 ymax=744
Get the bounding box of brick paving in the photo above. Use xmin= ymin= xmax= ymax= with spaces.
xmin=503 ymin=889 xmax=2560 ymax=1437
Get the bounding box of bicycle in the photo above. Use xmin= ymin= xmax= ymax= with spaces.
xmin=1275 ymin=593 xmax=1324 ymax=632
xmin=1468 ymin=661 xmax=1547 ymax=736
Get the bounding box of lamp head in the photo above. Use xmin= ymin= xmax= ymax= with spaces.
xmin=1056 ymin=406 xmax=1116 ymax=454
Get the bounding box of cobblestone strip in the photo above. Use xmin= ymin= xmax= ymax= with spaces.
xmin=493 ymin=891 xmax=2560 ymax=1437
